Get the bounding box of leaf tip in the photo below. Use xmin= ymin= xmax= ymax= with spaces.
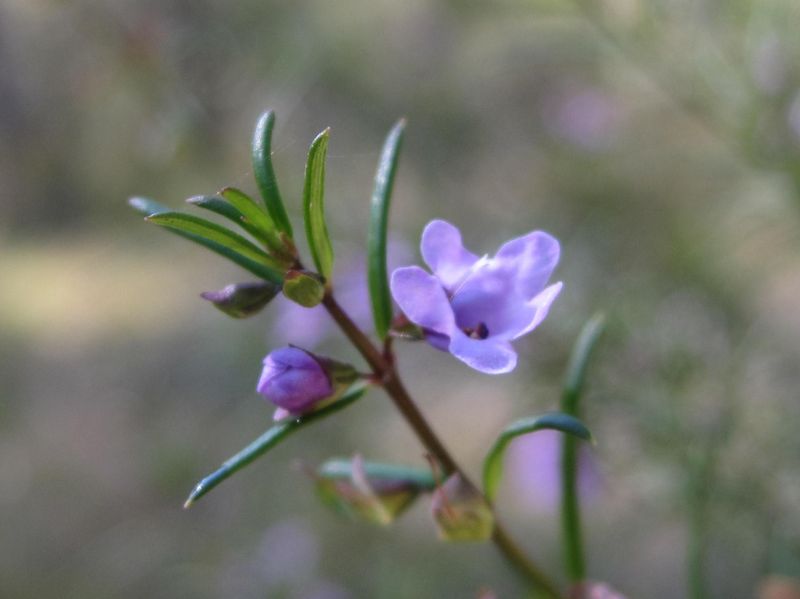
xmin=184 ymin=482 xmax=204 ymax=508
xmin=128 ymin=196 xmax=158 ymax=217
xmin=312 ymin=127 xmax=331 ymax=145
xmin=255 ymin=109 xmax=276 ymax=133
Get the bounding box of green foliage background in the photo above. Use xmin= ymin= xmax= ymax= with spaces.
xmin=2 ymin=1 xmax=800 ymax=596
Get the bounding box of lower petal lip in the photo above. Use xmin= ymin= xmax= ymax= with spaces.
xmin=423 ymin=330 xmax=450 ymax=351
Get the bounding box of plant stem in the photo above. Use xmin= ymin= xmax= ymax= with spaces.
xmin=560 ymin=434 xmax=584 ymax=582
xmin=322 ymin=293 xmax=565 ymax=598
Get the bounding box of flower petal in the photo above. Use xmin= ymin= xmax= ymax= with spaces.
xmin=390 ymin=266 xmax=455 ymax=335
xmin=450 ymin=263 xmax=521 ymax=337
xmin=421 ymin=220 xmax=481 ymax=290
xmin=495 ymin=231 xmax=560 ymax=298
xmin=513 ymin=282 xmax=563 ymax=339
xmin=450 ymin=260 xmax=546 ymax=341
xmin=448 ymin=331 xmax=518 ymax=374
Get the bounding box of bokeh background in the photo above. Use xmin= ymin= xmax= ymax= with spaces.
xmin=2 ymin=1 xmax=800 ymax=597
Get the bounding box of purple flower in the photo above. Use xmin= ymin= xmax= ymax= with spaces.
xmin=390 ymin=220 xmax=562 ymax=374
xmin=257 ymin=347 xmax=333 ymax=415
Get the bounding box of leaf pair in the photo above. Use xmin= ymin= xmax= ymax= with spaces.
xmin=303 ymin=117 xmax=406 ymax=313
xmin=130 ymin=110 xmax=296 ymax=284
xmin=129 ymin=197 xmax=284 ymax=284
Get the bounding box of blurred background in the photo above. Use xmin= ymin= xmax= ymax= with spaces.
xmin=2 ymin=0 xmax=800 ymax=597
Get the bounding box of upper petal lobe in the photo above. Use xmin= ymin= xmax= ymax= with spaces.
xmin=495 ymin=231 xmax=560 ymax=298
xmin=421 ymin=220 xmax=481 ymax=290
xmin=390 ymin=266 xmax=455 ymax=335
xmin=514 ymin=282 xmax=563 ymax=339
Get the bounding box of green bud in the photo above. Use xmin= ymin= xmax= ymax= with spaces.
xmin=430 ymin=473 xmax=494 ymax=542
xmin=282 ymin=269 xmax=326 ymax=307
xmin=314 ymin=455 xmax=434 ymax=525
xmin=200 ymin=281 xmax=281 ymax=318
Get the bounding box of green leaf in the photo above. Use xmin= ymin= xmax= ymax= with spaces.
xmin=252 ymin=110 xmax=293 ymax=238
xmin=562 ymin=312 xmax=606 ymax=413
xmin=302 ymin=128 xmax=334 ymax=281
xmin=219 ymin=187 xmax=289 ymax=258
xmin=186 ymin=195 xmax=266 ymax=243
xmin=183 ymin=384 xmax=369 ymax=507
xmin=368 ymin=119 xmax=405 ymax=339
xmin=145 ymin=212 xmax=272 ymax=265
xmin=142 ymin=210 xmax=284 ymax=284
xmin=560 ymin=313 xmax=606 ymax=582
xmin=482 ymin=412 xmax=593 ymax=503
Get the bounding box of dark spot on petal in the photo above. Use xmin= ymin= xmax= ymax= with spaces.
xmin=463 ymin=322 xmax=489 ymax=340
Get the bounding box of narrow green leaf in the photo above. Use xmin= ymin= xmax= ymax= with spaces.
xmin=184 ymin=384 xmax=368 ymax=507
xmin=143 ymin=211 xmax=284 ymax=283
xmin=562 ymin=312 xmax=607 ymax=412
xmin=130 ymin=197 xmax=281 ymax=281
xmin=220 ymin=187 xmax=289 ymax=257
xmin=302 ymin=128 xmax=334 ymax=281
xmin=252 ymin=110 xmax=293 ymax=237
xmin=186 ymin=195 xmax=266 ymax=243
xmin=560 ymin=312 xmax=606 ymax=582
xmin=145 ymin=212 xmax=275 ymax=265
xmin=482 ymin=412 xmax=593 ymax=503
xmin=368 ymin=119 xmax=405 ymax=339
xmin=317 ymin=459 xmax=436 ymax=491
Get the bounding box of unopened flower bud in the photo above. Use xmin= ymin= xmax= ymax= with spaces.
xmin=282 ymin=269 xmax=326 ymax=307
xmin=257 ymin=346 xmax=356 ymax=416
xmin=314 ymin=455 xmax=434 ymax=525
xmin=430 ymin=473 xmax=494 ymax=542
xmin=201 ymin=281 xmax=280 ymax=318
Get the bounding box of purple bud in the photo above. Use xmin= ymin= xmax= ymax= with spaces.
xmin=257 ymin=347 xmax=334 ymax=414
